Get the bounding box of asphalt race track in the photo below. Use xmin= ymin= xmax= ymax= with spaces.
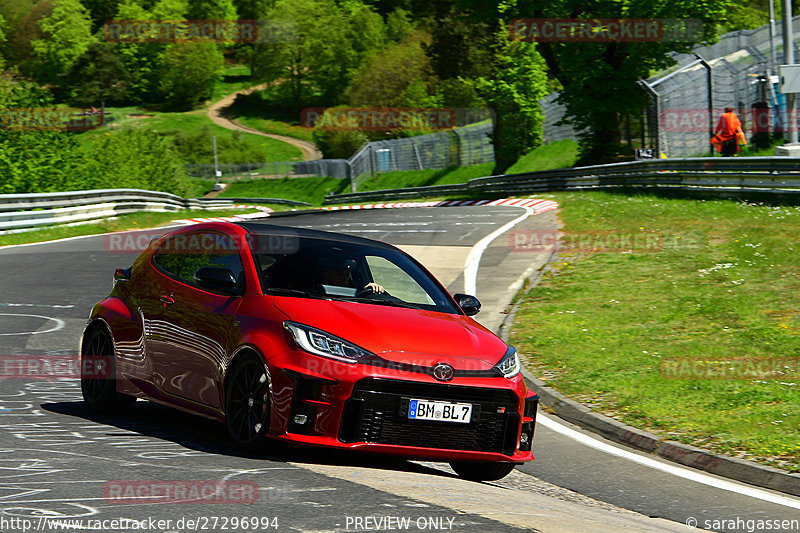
xmin=0 ymin=206 xmax=798 ymax=533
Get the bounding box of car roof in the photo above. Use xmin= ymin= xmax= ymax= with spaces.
xmin=233 ymin=222 xmax=397 ymax=251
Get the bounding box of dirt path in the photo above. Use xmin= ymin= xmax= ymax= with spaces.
xmin=207 ymin=83 xmax=323 ymax=161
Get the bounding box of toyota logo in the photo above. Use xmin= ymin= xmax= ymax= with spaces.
xmin=432 ymin=363 xmax=454 ymax=382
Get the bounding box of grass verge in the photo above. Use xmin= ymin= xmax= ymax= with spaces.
xmin=0 ymin=208 xmax=282 ymax=247
xmin=358 ymin=163 xmax=495 ymax=191
xmin=506 ymin=139 xmax=579 ymax=174
xmin=219 ymin=176 xmax=348 ymax=205
xmin=510 ymin=190 xmax=800 ymax=471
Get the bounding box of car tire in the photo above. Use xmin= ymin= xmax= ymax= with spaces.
xmin=80 ymin=328 xmax=135 ymax=413
xmin=225 ymin=355 xmax=271 ymax=451
xmin=449 ymin=461 xmax=516 ymax=481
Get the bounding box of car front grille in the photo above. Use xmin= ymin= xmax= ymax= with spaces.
xmin=338 ymin=378 xmax=521 ymax=455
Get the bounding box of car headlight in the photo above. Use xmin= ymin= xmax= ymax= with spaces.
xmin=283 ymin=321 xmax=373 ymax=364
xmin=494 ymin=347 xmax=520 ymax=378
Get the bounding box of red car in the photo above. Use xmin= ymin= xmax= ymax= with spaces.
xmin=81 ymin=221 xmax=539 ymax=481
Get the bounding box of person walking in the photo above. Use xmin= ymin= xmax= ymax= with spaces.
xmin=711 ymin=106 xmax=747 ymax=156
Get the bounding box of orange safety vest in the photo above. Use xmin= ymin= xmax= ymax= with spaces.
xmin=711 ymin=112 xmax=747 ymax=153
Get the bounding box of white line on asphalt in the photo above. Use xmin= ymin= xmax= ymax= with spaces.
xmin=463 ymin=212 xmax=800 ymax=511
xmin=463 ymin=207 xmax=535 ymax=295
xmin=538 ymin=413 xmax=800 ymax=510
xmin=0 ymin=314 xmax=65 ymax=336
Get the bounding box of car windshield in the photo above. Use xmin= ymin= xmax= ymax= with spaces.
xmin=253 ymin=235 xmax=458 ymax=314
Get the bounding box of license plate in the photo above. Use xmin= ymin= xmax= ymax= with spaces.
xmin=408 ymin=399 xmax=472 ymax=423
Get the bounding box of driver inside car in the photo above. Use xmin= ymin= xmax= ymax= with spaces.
xmin=319 ymin=257 xmax=384 ymax=294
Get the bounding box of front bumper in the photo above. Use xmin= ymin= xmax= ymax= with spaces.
xmin=268 ymin=357 xmax=538 ymax=463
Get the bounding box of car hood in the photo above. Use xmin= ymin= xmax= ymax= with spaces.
xmin=272 ymin=297 xmax=507 ymax=370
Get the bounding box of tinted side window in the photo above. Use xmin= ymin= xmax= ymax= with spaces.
xmin=153 ymin=232 xmax=245 ymax=290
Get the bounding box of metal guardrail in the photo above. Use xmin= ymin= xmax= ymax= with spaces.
xmin=0 ymin=189 xmax=254 ymax=232
xmin=324 ymin=157 xmax=800 ymax=204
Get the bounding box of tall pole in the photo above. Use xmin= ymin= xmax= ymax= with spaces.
xmin=770 ymin=0 xmax=778 ymax=70
xmin=212 ymin=135 xmax=220 ymax=178
xmin=782 ymin=0 xmax=797 ymax=143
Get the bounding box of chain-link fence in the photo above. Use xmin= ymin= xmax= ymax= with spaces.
xmin=187 ymin=122 xmax=495 ymax=191
xmin=539 ymin=16 xmax=800 ymax=157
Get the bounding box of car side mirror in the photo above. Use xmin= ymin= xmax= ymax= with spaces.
xmin=453 ymin=293 xmax=481 ymax=316
xmin=194 ymin=267 xmax=240 ymax=295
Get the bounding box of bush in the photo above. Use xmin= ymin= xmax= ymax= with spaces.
xmin=76 ymin=127 xmax=190 ymax=195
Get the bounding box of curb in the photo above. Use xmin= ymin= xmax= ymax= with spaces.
xmin=499 ymin=270 xmax=800 ymax=498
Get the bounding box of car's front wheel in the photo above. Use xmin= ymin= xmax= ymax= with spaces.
xmin=449 ymin=461 xmax=516 ymax=481
xmin=225 ymin=355 xmax=271 ymax=451
xmin=80 ymin=328 xmax=134 ymax=413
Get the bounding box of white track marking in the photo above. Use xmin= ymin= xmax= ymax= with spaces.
xmin=464 ymin=207 xmax=535 ymax=295
xmin=0 ymin=314 xmax=64 ymax=336
xmin=462 ymin=209 xmax=800 ymax=511
xmin=538 ymin=413 xmax=800 ymax=510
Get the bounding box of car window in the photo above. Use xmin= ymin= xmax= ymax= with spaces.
xmin=255 ymin=236 xmax=456 ymax=313
xmin=365 ymin=255 xmax=434 ymax=306
xmin=153 ymin=232 xmax=245 ymax=290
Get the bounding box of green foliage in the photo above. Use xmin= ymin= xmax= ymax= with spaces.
xmin=166 ymin=124 xmax=280 ymax=164
xmin=62 ymin=41 xmax=130 ymax=106
xmin=250 ymin=0 xmax=384 ymax=106
xmin=346 ymin=30 xmax=434 ymax=107
xmin=29 ymin=0 xmax=95 ymax=84
xmin=476 ymin=29 xmax=548 ymax=174
xmin=79 ymin=0 xmax=124 ymax=31
xmin=516 ymin=0 xmax=732 ymax=163
xmin=386 ymin=7 xmax=414 ymax=42
xmin=159 ymin=43 xmax=224 ymax=110
xmin=186 ymin=0 xmax=237 ymax=19
xmin=76 ymin=126 xmax=190 ymax=195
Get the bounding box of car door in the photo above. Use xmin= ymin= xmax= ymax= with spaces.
xmin=147 ymin=230 xmax=244 ymax=408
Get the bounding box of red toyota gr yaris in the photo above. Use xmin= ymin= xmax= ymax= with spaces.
xmin=81 ymin=221 xmax=539 ymax=480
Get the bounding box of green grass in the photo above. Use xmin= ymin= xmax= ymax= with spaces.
xmin=234 ymin=116 xmax=316 ymax=142
xmin=76 ymin=109 xmax=302 ymax=163
xmin=187 ymin=178 xmax=216 ymax=197
xmin=510 ymin=191 xmax=800 ymax=471
xmin=219 ymin=176 xmax=348 ymax=205
xmin=211 ymin=63 xmax=253 ymax=102
xmin=506 ymin=139 xmax=579 ymax=174
xmin=358 ymin=163 xmax=495 ymax=191
xmin=0 ymin=208 xmax=280 ymax=247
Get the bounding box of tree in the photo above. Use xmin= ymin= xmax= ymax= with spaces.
xmin=477 ymin=33 xmax=548 ymax=174
xmin=112 ymin=0 xmax=187 ymax=104
xmin=510 ymin=0 xmax=731 ymax=162
xmin=29 ymin=0 xmax=95 ymax=84
xmin=79 ymin=0 xmax=123 ymax=32
xmin=62 ymin=41 xmax=130 ymax=105
xmin=250 ymin=0 xmax=381 ymax=107
xmin=186 ymin=0 xmax=237 ymax=20
xmin=386 ymin=7 xmax=414 ymax=42
xmin=0 ymin=81 xmax=82 ymax=194
xmin=76 ymin=126 xmax=190 ymax=195
xmin=346 ymin=30 xmax=434 ymax=107
xmin=159 ymin=42 xmax=224 ymax=110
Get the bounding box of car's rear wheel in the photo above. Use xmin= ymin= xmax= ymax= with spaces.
xmin=449 ymin=461 xmax=516 ymax=481
xmin=80 ymin=328 xmax=134 ymax=413
xmin=225 ymin=356 xmax=270 ymax=450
